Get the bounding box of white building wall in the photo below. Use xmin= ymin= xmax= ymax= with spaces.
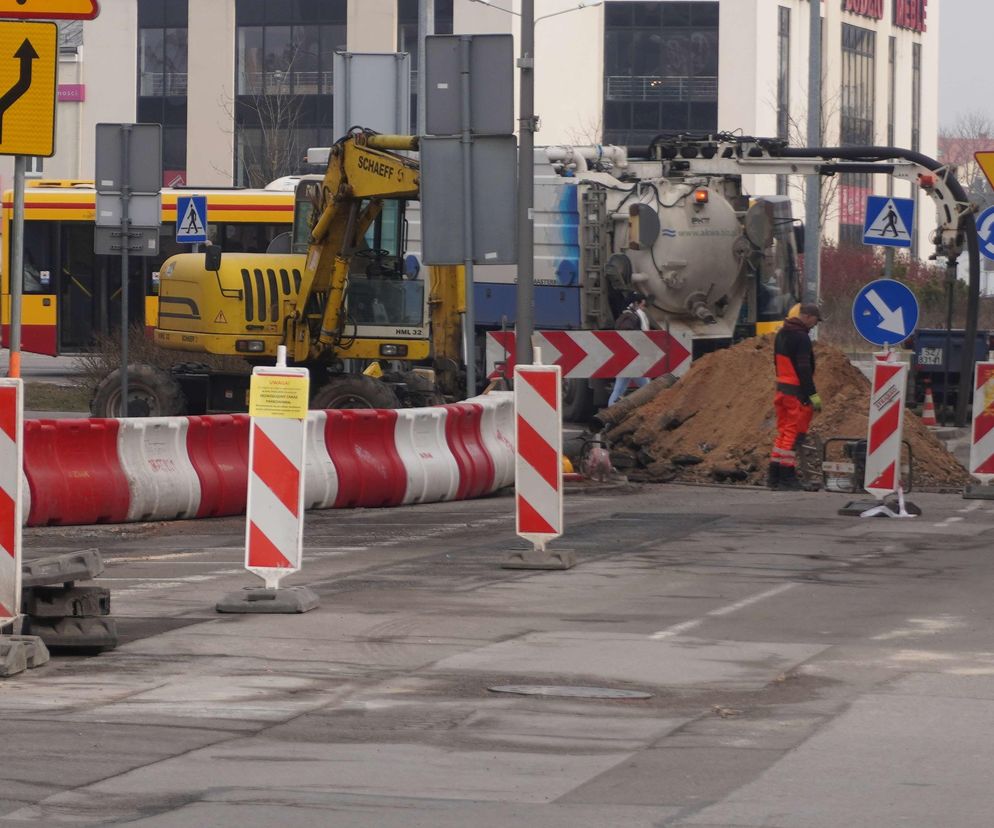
xmin=188 ymin=0 xmax=236 ymax=186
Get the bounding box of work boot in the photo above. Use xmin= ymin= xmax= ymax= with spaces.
xmin=778 ymin=465 xmax=803 ymax=491
xmin=766 ymin=462 xmax=781 ymax=490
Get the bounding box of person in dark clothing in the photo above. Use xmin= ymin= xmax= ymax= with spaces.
xmin=769 ymin=302 xmax=822 ymax=490
xmin=608 ymin=292 xmax=650 ymax=406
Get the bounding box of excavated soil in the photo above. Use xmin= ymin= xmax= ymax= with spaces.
xmin=605 ymin=335 xmax=970 ymax=491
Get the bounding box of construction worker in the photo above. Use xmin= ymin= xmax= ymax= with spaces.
xmin=608 ymin=292 xmax=650 ymax=406
xmin=769 ymin=302 xmax=822 ymax=490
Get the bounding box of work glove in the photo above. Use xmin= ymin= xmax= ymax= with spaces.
xmin=808 ymin=393 xmax=822 ymax=411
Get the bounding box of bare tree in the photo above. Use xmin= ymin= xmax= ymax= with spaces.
xmin=939 ymin=110 xmax=994 ymax=207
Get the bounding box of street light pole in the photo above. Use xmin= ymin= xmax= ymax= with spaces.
xmin=804 ymin=0 xmax=822 ymax=305
xmin=515 ymin=0 xmax=536 ymax=367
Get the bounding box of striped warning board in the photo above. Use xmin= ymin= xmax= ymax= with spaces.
xmin=969 ymin=361 xmax=994 ymax=485
xmin=0 ymin=379 xmax=23 ymax=623
xmin=864 ymin=360 xmax=908 ymax=499
xmin=245 ymin=367 xmax=309 ymax=589
xmin=514 ymin=363 xmax=563 ymax=550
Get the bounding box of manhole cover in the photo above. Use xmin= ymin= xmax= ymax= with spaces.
xmin=488 ymin=684 xmax=652 ymax=700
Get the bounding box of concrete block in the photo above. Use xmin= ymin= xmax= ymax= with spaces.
xmin=502 ymin=547 xmax=576 ymax=570
xmin=28 ymin=616 xmax=118 ymax=652
xmin=3 ymin=635 xmax=50 ymax=668
xmin=23 ymin=585 xmax=111 ymax=618
xmin=215 ymin=586 xmax=319 ymax=614
xmin=963 ymin=483 xmax=994 ymax=500
xmin=0 ymin=640 xmax=27 ymax=677
xmin=21 ymin=549 xmax=104 ymax=587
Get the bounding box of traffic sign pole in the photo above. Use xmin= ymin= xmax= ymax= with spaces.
xmin=7 ymin=156 xmax=24 ymax=378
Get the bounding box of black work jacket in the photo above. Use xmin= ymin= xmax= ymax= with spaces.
xmin=773 ymin=317 xmax=816 ymax=401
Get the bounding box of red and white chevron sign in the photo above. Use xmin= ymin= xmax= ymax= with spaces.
xmin=514 ymin=364 xmax=563 ymax=549
xmin=488 ymin=330 xmax=692 ymax=381
xmin=245 ymin=367 xmax=309 ymax=589
xmin=864 ymin=360 xmax=908 ymax=499
xmin=969 ymin=361 xmax=994 ymax=484
xmin=0 ymin=379 xmax=23 ymax=623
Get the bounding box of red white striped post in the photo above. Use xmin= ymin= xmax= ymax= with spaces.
xmin=967 ymin=361 xmax=994 ymax=494
xmin=0 ymin=379 xmax=23 ymax=625
xmin=218 ymin=347 xmax=319 ymax=613
xmin=504 ymin=356 xmax=574 ymax=569
xmin=861 ymin=356 xmax=914 ymax=516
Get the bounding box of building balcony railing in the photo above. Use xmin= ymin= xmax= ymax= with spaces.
xmin=605 ymin=75 xmax=718 ymax=103
xmin=238 ymin=70 xmax=335 ymax=96
xmin=139 ymin=72 xmax=188 ymax=97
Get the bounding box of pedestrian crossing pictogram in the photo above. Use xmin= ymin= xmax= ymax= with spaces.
xmin=862 ymin=195 xmax=915 ymax=248
xmin=176 ymin=194 xmax=207 ymax=243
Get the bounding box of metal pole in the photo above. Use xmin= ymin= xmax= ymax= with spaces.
xmin=120 ymin=124 xmax=131 ymax=415
xmin=942 ymin=264 xmax=954 ymax=427
xmin=417 ymin=0 xmax=434 ymax=137
xmin=7 ymin=156 xmax=25 ymax=378
xmin=803 ymin=0 xmax=822 ymax=304
xmin=459 ymin=37 xmax=477 ymax=396
xmin=515 ymin=0 xmax=535 ymax=366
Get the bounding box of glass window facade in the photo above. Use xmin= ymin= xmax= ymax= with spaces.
xmin=603 ymin=1 xmax=719 ymax=148
xmin=137 ymin=0 xmax=188 ymax=183
xmin=234 ymin=0 xmax=346 ymax=187
xmin=839 ymin=23 xmax=876 ymax=246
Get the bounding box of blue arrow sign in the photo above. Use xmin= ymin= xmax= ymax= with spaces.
xmin=976 ymin=205 xmax=994 ymax=262
xmin=176 ymin=194 xmax=207 ymax=244
xmin=862 ymin=195 xmax=915 ymax=248
xmin=852 ymin=278 xmax=919 ymax=347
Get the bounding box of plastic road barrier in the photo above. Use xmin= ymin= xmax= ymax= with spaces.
xmin=245 ymin=365 xmax=309 ymax=589
xmin=864 ymin=359 xmax=909 ymax=499
xmin=969 ymin=361 xmax=994 ymax=484
xmin=394 ymin=408 xmax=459 ymax=505
xmin=186 ymin=414 xmax=250 ymax=519
xmin=118 ymin=417 xmax=201 ymax=522
xmin=0 ymin=379 xmax=23 ymax=622
xmin=513 ymin=363 xmax=563 ymax=551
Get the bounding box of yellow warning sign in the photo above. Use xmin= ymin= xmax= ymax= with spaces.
xmin=214 ymin=309 xmax=227 ymax=324
xmin=249 ymin=372 xmax=309 ymax=419
xmin=0 ymin=1 xmax=99 ymax=19
xmin=976 ymin=152 xmax=994 ymax=191
xmin=0 ymin=22 xmax=57 ymax=157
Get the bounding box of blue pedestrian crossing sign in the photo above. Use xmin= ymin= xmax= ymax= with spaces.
xmin=852 ymin=278 xmax=919 ymax=347
xmin=976 ymin=205 xmax=994 ymax=261
xmin=176 ymin=195 xmax=208 ymax=244
xmin=862 ymin=195 xmax=915 ymax=248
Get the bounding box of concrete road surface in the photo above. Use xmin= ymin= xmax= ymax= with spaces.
xmin=3 ymin=482 xmax=994 ymax=826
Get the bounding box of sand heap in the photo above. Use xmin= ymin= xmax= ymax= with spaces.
xmin=600 ymin=335 xmax=969 ymax=490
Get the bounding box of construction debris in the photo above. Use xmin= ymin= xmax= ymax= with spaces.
xmin=597 ymin=335 xmax=970 ymax=490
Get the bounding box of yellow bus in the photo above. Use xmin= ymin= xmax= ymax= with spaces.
xmin=1 ymin=180 xmax=295 ymax=356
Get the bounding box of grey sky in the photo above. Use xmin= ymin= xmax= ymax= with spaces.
xmin=938 ymin=0 xmax=994 ymax=130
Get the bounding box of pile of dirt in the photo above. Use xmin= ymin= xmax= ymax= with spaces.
xmin=600 ymin=335 xmax=969 ymax=490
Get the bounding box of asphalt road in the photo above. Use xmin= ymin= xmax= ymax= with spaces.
xmin=4 ymin=482 xmax=994 ymax=827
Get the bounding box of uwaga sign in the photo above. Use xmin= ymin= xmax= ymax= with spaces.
xmin=842 ymin=0 xmax=927 ymax=33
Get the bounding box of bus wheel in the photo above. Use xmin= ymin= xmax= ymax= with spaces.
xmin=90 ymin=365 xmax=187 ymax=418
xmin=311 ymin=375 xmax=400 ymax=410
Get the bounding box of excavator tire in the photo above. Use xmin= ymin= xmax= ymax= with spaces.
xmin=311 ymin=375 xmax=400 ymax=410
xmin=89 ymin=364 xmax=187 ymax=418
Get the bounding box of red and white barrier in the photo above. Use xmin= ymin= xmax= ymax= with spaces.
xmin=488 ymin=330 xmax=692 ymax=382
xmin=864 ymin=359 xmax=909 ymax=499
xmin=245 ymin=366 xmax=309 ymax=589
xmin=969 ymin=361 xmax=994 ymax=485
xmin=0 ymin=379 xmax=23 ymax=623
xmin=118 ymin=418 xmax=201 ymax=522
xmin=19 ymin=393 xmax=517 ymax=528
xmin=514 ymin=364 xmax=563 ymax=550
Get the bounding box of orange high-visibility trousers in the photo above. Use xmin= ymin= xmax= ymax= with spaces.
xmin=771 ymin=392 xmax=813 ymax=468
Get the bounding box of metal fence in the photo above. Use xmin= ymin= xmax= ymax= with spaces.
xmin=605 ymin=75 xmax=717 ymax=103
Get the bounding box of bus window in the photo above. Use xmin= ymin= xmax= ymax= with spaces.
xmin=23 ymin=222 xmax=55 ymax=293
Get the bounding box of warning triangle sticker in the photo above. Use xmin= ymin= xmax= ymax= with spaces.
xmin=865 ymin=198 xmax=912 ymax=243
xmin=214 ymin=310 xmax=227 ymax=324
xmin=180 ymin=200 xmax=204 ymax=235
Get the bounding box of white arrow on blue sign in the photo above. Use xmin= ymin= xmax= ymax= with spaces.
xmin=976 ymin=205 xmax=994 ymax=262
xmin=862 ymin=195 xmax=915 ymax=248
xmin=852 ymin=278 xmax=920 ymax=347
xmin=176 ymin=195 xmax=208 ymax=244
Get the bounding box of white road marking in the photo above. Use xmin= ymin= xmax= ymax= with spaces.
xmin=650 ymin=583 xmax=797 ymax=640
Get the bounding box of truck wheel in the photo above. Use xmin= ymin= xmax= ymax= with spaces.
xmin=89 ymin=365 xmax=187 ymax=418
xmin=311 ymin=376 xmax=400 ymax=409
xmin=562 ymin=378 xmax=596 ymax=423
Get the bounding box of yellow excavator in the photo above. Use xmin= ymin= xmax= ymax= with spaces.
xmin=90 ymin=128 xmax=465 ymax=416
